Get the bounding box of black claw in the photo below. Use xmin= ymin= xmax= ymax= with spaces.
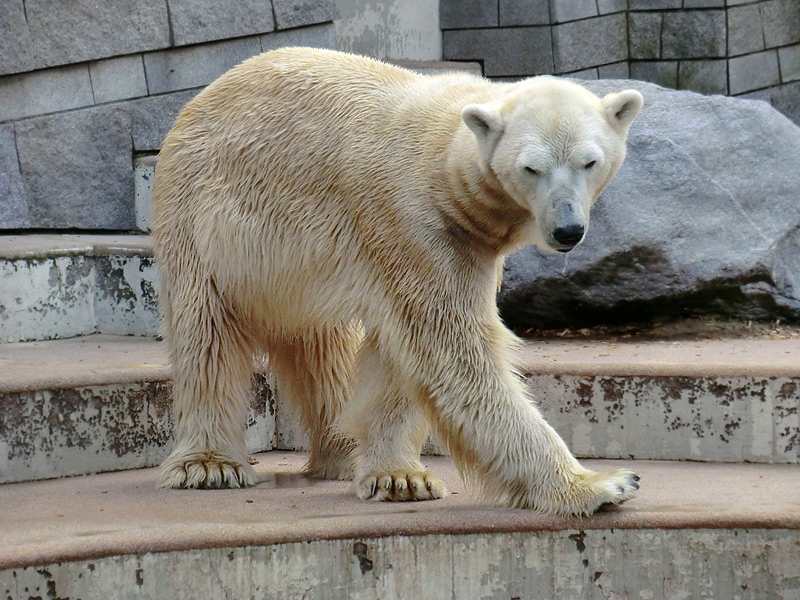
xmin=369 ymin=480 xmax=377 ymax=497
xmin=632 ymin=481 xmax=640 ymax=490
xmin=631 ymin=474 xmax=641 ymax=482
xmin=616 ymin=485 xmax=625 ymax=494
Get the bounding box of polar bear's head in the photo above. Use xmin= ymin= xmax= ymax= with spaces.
xmin=462 ymin=78 xmax=642 ymax=253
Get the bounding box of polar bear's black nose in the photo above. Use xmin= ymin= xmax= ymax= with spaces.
xmin=553 ymin=224 xmax=585 ymax=248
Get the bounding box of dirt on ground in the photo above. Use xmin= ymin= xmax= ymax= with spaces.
xmin=522 ymin=317 xmax=800 ymax=342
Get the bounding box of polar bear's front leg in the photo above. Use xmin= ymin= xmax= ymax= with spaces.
xmin=434 ymin=373 xmax=638 ymax=515
xmin=337 ymin=338 xmax=447 ymax=502
xmin=379 ymin=310 xmax=638 ymax=516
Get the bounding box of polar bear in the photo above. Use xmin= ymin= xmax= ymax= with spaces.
xmin=153 ymin=48 xmax=643 ymax=516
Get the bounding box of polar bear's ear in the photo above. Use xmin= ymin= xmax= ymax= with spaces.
xmin=462 ymin=103 xmax=504 ymax=154
xmin=602 ymin=90 xmax=643 ymax=131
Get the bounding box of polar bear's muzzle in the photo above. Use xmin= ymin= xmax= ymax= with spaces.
xmin=547 ymin=200 xmax=588 ymax=252
xmin=552 ymin=223 xmax=585 ymax=252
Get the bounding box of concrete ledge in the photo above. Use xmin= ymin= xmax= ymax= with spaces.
xmin=0 ymin=236 xmax=158 ymax=342
xmin=0 ymin=234 xmax=153 ymax=261
xmin=0 ymin=452 xmax=798 ymax=576
xmin=1 ymin=332 xmax=799 ymax=484
xmin=4 ymin=528 xmax=800 ymax=599
xmin=0 ymin=336 xmax=273 ymax=484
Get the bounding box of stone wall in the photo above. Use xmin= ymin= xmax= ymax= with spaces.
xmin=441 ymin=0 xmax=800 ymax=123
xmin=0 ymin=0 xmax=338 ymax=230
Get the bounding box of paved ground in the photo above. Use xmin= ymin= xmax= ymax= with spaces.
xmin=2 ymin=452 xmax=799 ymax=571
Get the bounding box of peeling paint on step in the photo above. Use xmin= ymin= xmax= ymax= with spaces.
xmin=0 ymin=376 xmax=274 ymax=484
xmin=528 ymin=374 xmax=800 ymax=463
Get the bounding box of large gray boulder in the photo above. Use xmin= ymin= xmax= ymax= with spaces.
xmin=498 ymin=80 xmax=800 ymax=330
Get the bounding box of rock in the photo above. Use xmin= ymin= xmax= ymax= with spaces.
xmin=498 ymin=80 xmax=800 ymax=330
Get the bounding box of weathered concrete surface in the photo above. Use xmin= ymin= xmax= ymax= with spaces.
xmin=134 ymin=156 xmax=158 ymax=232
xmin=0 ymin=336 xmax=274 ymax=483
xmin=1 ymin=452 xmax=799 ymax=598
xmin=335 ymin=0 xmax=442 ymax=60
xmin=4 ymin=529 xmax=800 ymax=600
xmin=499 ymin=81 xmax=800 ymax=329
xmin=523 ymin=336 xmax=800 ymax=463
xmin=0 ymin=236 xmax=158 ymax=342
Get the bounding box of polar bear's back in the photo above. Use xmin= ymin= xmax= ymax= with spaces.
xmin=167 ymin=48 xmax=486 ymax=160
xmin=155 ymin=48 xmax=494 ymax=232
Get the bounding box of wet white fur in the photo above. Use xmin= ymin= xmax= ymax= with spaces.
xmin=153 ymin=48 xmax=642 ymax=515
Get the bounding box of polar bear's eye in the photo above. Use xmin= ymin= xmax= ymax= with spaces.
xmin=524 ymin=166 xmax=539 ymax=176
xmin=584 ymin=160 xmax=596 ymax=170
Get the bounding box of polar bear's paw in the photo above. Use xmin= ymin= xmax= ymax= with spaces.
xmin=569 ymin=468 xmax=640 ymax=515
xmin=355 ymin=470 xmax=448 ymax=502
xmin=158 ymin=451 xmax=256 ymax=489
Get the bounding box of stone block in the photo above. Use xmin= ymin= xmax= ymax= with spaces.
xmin=597 ymin=0 xmax=626 ymax=14
xmin=125 ymin=90 xmax=201 ymax=151
xmin=736 ymin=88 xmax=772 ymax=104
xmin=443 ymin=27 xmax=553 ymax=77
xmin=628 ymin=0 xmax=680 ymax=8
xmin=728 ymin=4 xmax=766 ymax=57
xmin=629 ymin=12 xmax=662 ymax=60
xmin=499 ymin=0 xmax=549 ymax=26
xmin=14 ymin=107 xmax=135 ymax=230
xmin=771 ymin=80 xmax=800 ymax=125
xmin=729 ymin=50 xmax=781 ymax=95
xmin=440 ymin=0 xmax=498 ymax=29
xmin=630 ymin=61 xmax=678 ymax=88
xmin=168 ymin=0 xmax=275 ymax=46
xmin=0 ymin=0 xmax=170 ymax=76
xmin=0 ymin=65 xmax=94 ymax=122
xmin=678 ymin=60 xmax=728 ymax=95
xmin=598 ymin=61 xmax=630 ymax=79
xmin=779 ymin=44 xmax=800 ymax=83
xmin=569 ymin=67 xmax=599 ymax=80
xmin=550 ymin=0 xmax=597 ymax=24
xmin=662 ymin=10 xmax=726 ymax=59
xmin=683 ymin=0 xmax=724 ymax=6
xmin=761 ymin=0 xmax=800 ymax=48
xmin=0 ymin=1 xmax=28 ymax=75
xmin=143 ymin=36 xmax=261 ymax=95
xmin=726 ymin=0 xmax=752 ymax=5
xmin=552 ymin=14 xmax=627 ymax=73
xmin=272 ymin=0 xmax=339 ymax=30
xmin=90 ymin=55 xmax=148 ymax=104
xmin=260 ymin=23 xmax=337 ymax=52
xmin=0 ymin=124 xmax=30 ymax=229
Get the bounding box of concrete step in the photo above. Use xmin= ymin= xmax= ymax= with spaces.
xmin=0 ymin=335 xmax=274 ymax=483
xmin=0 ymin=234 xmax=158 ymax=343
xmin=1 ymin=451 xmax=798 ymax=599
xmin=2 ymin=332 xmax=798 ymax=484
